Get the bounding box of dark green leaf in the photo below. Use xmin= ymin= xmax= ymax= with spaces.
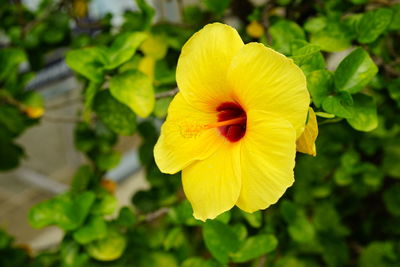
xmin=383 ymin=185 xmax=400 ymax=216
xmin=116 ymin=206 xmax=137 ymax=227
xmin=357 ymin=8 xmax=393 ymax=44
xmin=93 ymin=90 xmax=137 ymax=135
xmin=203 ymin=220 xmax=240 ymax=263
xmin=231 ymin=234 xmax=278 ymax=263
xmin=203 ymin=0 xmax=231 ymax=16
xmin=307 ymin=69 xmax=333 ymax=108
xmin=322 ymin=92 xmax=353 ymax=118
xmin=71 ymin=165 xmax=93 ymax=193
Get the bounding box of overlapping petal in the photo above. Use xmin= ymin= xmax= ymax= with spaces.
xmin=176 ymin=23 xmax=244 ymax=112
xmin=182 ymin=141 xmax=241 ymax=221
xmin=227 ymin=43 xmax=309 ymax=137
xmin=236 ymin=110 xmax=297 ymax=213
xmin=154 ymin=93 xmax=222 ymax=174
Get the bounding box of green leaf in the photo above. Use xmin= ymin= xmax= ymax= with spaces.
xmin=93 ymin=90 xmax=137 ymax=135
xmin=109 ymin=70 xmax=155 ymax=117
xmin=60 ymin=239 xmax=89 ymax=267
xmin=70 ymin=165 xmax=93 ymax=193
xmin=135 ymin=0 xmax=155 ymax=29
xmin=242 ymin=211 xmax=262 ymax=228
xmin=290 ymin=41 xmax=325 ymax=75
xmin=106 ymin=32 xmax=147 ymax=69
xmin=203 ymin=220 xmax=240 ymax=263
xmin=116 ymin=206 xmax=136 ymax=227
xmin=334 ymin=48 xmax=378 ymax=94
xmin=307 ymin=69 xmax=333 ymax=108
xmin=181 ymin=258 xmax=220 ymax=267
xmin=383 ymin=139 xmax=400 ymax=179
xmin=388 ymin=78 xmax=400 ymax=108
xmin=304 ymin=16 xmax=327 ymax=33
xmin=66 ymin=47 xmax=108 ymax=82
xmin=389 ymin=4 xmax=400 ymax=31
xmin=0 ymin=48 xmax=26 ymax=82
xmin=95 ymin=151 xmax=121 ymax=171
xmin=322 ymin=92 xmax=353 ymax=118
xmin=164 ymin=227 xmax=185 ymax=250
xmin=281 ymin=201 xmax=315 ymax=243
xmin=91 ymin=193 xmax=118 ymax=215
xmin=29 ymin=192 xmax=95 ymax=230
xmin=73 ymin=216 xmax=108 ymax=245
xmin=269 ymin=19 xmax=305 ymax=55
xmin=231 ymin=234 xmax=278 ymax=263
xmin=85 ymin=230 xmax=127 ymax=261
xmin=346 ymin=94 xmax=378 ymax=132
xmin=383 ymin=185 xmax=400 ymax=216
xmin=310 ymin=22 xmax=352 ymax=52
xmin=357 ymin=8 xmax=393 ymax=44
xmin=203 ymin=0 xmax=231 ymax=16
xmin=0 ymin=139 xmax=23 ymax=171
xmin=359 ymin=242 xmax=397 ymax=267
xmin=153 ymin=97 xmax=173 ymax=118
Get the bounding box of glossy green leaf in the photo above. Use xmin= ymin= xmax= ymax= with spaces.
xmin=203 ymin=220 xmax=240 ymax=263
xmin=231 ymin=234 xmax=278 ymax=263
xmin=181 ymin=258 xmax=220 ymax=267
xmin=334 ymin=48 xmax=378 ymax=94
xmin=357 ymin=8 xmax=393 ymax=44
xmin=346 ymin=94 xmax=378 ymax=132
xmin=110 ymin=70 xmax=155 ymax=118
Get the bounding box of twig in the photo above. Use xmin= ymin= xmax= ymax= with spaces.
xmin=144 ymin=207 xmax=170 ymax=222
xmin=155 ymin=88 xmax=179 ymax=99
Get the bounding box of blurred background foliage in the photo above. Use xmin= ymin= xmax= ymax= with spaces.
xmin=1 ymin=0 xmax=400 ymax=266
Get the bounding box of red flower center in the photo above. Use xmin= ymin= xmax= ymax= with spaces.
xmin=216 ymin=102 xmax=247 ymax=142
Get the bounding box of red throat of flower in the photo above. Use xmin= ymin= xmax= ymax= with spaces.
xmin=214 ymin=102 xmax=247 ymax=142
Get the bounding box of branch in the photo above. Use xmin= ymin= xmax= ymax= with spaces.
xmin=143 ymin=207 xmax=170 ymax=222
xmin=155 ymin=88 xmax=179 ymax=99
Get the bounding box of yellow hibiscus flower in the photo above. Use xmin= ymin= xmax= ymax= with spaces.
xmin=154 ymin=23 xmax=310 ymax=221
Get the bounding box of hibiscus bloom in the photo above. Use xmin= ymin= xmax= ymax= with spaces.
xmin=154 ymin=23 xmax=310 ymax=221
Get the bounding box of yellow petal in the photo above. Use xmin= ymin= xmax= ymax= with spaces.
xmin=176 ymin=23 xmax=244 ymax=112
xmin=182 ymin=141 xmax=241 ymax=221
xmin=227 ymin=43 xmax=309 ymax=138
xmin=236 ymin=110 xmax=296 ymax=213
xmin=154 ymin=93 xmax=223 ymax=174
xmin=296 ymin=107 xmax=318 ymax=156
